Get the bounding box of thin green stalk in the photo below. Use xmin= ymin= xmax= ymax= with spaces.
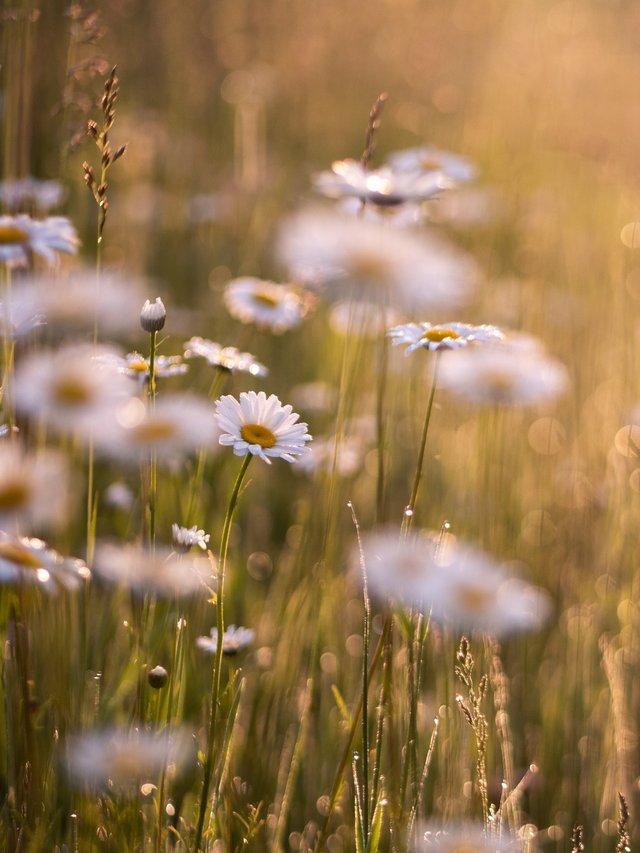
xmin=375 ymin=309 xmax=389 ymax=524
xmin=148 ymin=329 xmax=158 ymax=550
xmin=404 ymin=353 xmax=440 ymax=531
xmin=194 ymin=454 xmax=252 ymax=852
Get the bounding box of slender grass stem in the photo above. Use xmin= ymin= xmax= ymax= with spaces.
xmin=404 ymin=353 xmax=440 ymax=531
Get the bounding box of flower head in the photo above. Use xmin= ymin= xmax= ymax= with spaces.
xmin=0 ymin=533 xmax=90 ymax=592
xmin=415 ymin=823 xmax=520 ymax=852
xmin=0 ymin=444 xmax=70 ymax=532
xmin=171 ymin=523 xmax=210 ymax=553
xmin=387 ymin=146 xmax=477 ymax=183
xmin=314 ymin=159 xmax=450 ymax=206
xmin=140 ymin=297 xmax=166 ymax=332
xmin=224 ymin=277 xmax=310 ymax=333
xmin=0 ymin=176 xmax=66 ymax=214
xmin=183 ymin=336 xmax=268 ymax=377
xmin=215 ymin=391 xmax=312 ymax=464
xmin=196 ymin=625 xmax=255 ymax=655
xmin=0 ymin=214 xmax=79 ymax=267
xmin=388 ymin=322 xmax=504 ymax=354
xmin=98 ymin=351 xmax=188 ymax=383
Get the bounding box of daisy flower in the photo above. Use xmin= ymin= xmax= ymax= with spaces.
xmin=437 ymin=344 xmax=569 ymax=407
xmin=64 ymin=728 xmax=192 ymax=796
xmin=0 ymin=214 xmax=79 ymax=267
xmin=0 ymin=176 xmax=66 ymax=213
xmin=183 ymin=336 xmax=268 ymax=377
xmin=92 ymin=543 xmax=214 ymax=597
xmin=388 ymin=321 xmax=504 ymax=354
xmin=196 ymin=625 xmax=255 ymax=655
xmin=97 ymin=351 xmax=188 ymax=383
xmin=314 ymin=159 xmax=450 ymax=206
xmin=215 ymin=391 xmax=312 ymax=464
xmin=416 ymin=823 xmax=520 ymax=852
xmin=387 ymin=146 xmax=477 ymax=183
xmin=223 ymin=277 xmax=310 ymax=333
xmin=172 ymin=523 xmax=210 ymax=553
xmin=295 ymin=434 xmax=363 ymax=478
xmin=92 ymin=395 xmax=217 ymax=464
xmin=0 ymin=533 xmax=90 ymax=592
xmin=276 ymin=208 xmax=476 ymax=313
xmin=0 ymin=444 xmax=70 ymax=532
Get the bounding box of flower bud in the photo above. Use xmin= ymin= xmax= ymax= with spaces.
xmin=148 ymin=665 xmax=168 ymax=689
xmin=140 ymin=297 xmax=166 ymax=332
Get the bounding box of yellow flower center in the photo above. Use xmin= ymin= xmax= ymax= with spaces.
xmin=253 ymin=291 xmax=280 ymax=308
xmin=128 ymin=357 xmax=148 ymax=373
xmin=421 ymin=328 xmax=460 ymax=343
xmin=349 ymin=251 xmax=389 ymax=283
xmin=131 ymin=419 xmax=178 ymax=443
xmin=0 ymin=542 xmax=42 ymax=569
xmin=456 ymin=583 xmax=492 ymax=613
xmin=0 ymin=225 xmax=28 ymax=245
xmin=0 ymin=479 xmax=30 ymax=511
xmin=419 ymin=156 xmax=443 ymax=171
xmin=484 ymin=368 xmax=515 ymax=396
xmin=241 ymin=423 xmax=276 ymax=448
xmin=53 ymin=376 xmax=92 ymax=405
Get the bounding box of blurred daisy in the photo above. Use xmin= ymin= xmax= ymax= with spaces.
xmin=215 ymin=391 xmax=312 ymax=464
xmin=13 ymin=345 xmax=133 ymax=435
xmin=295 ymin=434 xmax=362 ymax=478
xmin=388 ymin=321 xmax=504 ymax=354
xmin=0 ymin=295 xmax=46 ymax=339
xmin=0 ymin=214 xmax=79 ymax=267
xmin=0 ymin=176 xmax=66 ymax=213
xmin=338 ymin=196 xmax=426 ymax=227
xmin=93 ymin=543 xmax=214 ymax=597
xmin=387 ymin=146 xmax=476 ymax=183
xmin=437 ymin=345 xmax=569 ymax=406
xmin=172 ymin=523 xmax=210 ymax=553
xmin=359 ymin=529 xmax=550 ymax=636
xmin=183 ymin=336 xmax=268 ymax=377
xmin=314 ymin=159 xmax=449 ymax=206
xmin=0 ymin=444 xmax=70 ymax=532
xmin=416 ymin=823 xmax=519 ymax=852
xmin=277 ymin=208 xmax=476 ymax=313
xmin=92 ymin=395 xmax=216 ymax=464
xmin=196 ymin=625 xmax=255 ymax=655
xmin=97 ymin=351 xmax=188 ymax=383
xmin=65 ymin=728 xmax=192 ymax=796
xmin=0 ymin=533 xmax=90 ymax=592
xmin=224 ymin=277 xmax=310 ymax=333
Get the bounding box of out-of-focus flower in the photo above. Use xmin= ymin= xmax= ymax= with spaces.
xmin=314 ymin=159 xmax=449 ymax=206
xmin=338 ymin=196 xmax=426 ymax=227
xmin=97 ymin=351 xmax=188 ymax=382
xmin=277 ymin=208 xmax=476 ymax=313
xmin=171 ymin=524 xmax=210 ymax=553
xmin=13 ymin=345 xmax=133 ymax=435
xmin=215 ymin=391 xmax=312 ymax=464
xmin=0 ymin=533 xmax=90 ymax=592
xmin=103 ymin=481 xmax=135 ymax=511
xmin=388 ymin=321 xmax=504 ymax=354
xmin=92 ymin=543 xmax=214 ymax=597
xmin=0 ymin=177 xmax=66 ymax=213
xmin=140 ymin=297 xmax=166 ymax=332
xmin=92 ymin=395 xmax=217 ymax=464
xmin=196 ymin=625 xmax=255 ymax=655
xmin=183 ymin=336 xmax=268 ymax=377
xmin=224 ymin=278 xmax=310 ymax=333
xmin=387 ymin=146 xmax=476 ymax=183
xmin=0 ymin=215 xmax=79 ymax=267
xmin=437 ymin=344 xmax=569 ymax=407
xmin=295 ymin=434 xmax=362 ymax=478
xmin=415 ymin=823 xmax=520 ymax=852
xmin=0 ymin=444 xmax=70 ymax=532
xmin=64 ymin=728 xmax=192 ymax=796
xmin=358 ymin=529 xmax=551 ymax=636
xmin=0 ymin=296 xmax=46 ymax=339
xmin=290 ymin=381 xmax=338 ymax=413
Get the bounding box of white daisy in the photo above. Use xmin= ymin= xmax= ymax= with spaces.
xmin=223 ymin=277 xmax=310 ymax=333
xmin=387 ymin=146 xmax=477 ymax=183
xmin=0 ymin=176 xmax=66 ymax=213
xmin=183 ymin=336 xmax=268 ymax=377
xmin=92 ymin=395 xmax=217 ymax=464
xmin=338 ymin=196 xmax=427 ymax=227
xmin=92 ymin=543 xmax=214 ymax=597
xmin=416 ymin=823 xmax=520 ymax=852
xmin=96 ymin=351 xmax=188 ymax=383
xmin=0 ymin=294 xmax=46 ymax=339
xmin=65 ymin=728 xmax=192 ymax=796
xmin=171 ymin=523 xmax=210 ymax=553
xmin=0 ymin=533 xmax=90 ymax=592
xmin=276 ymin=208 xmax=476 ymax=313
xmin=388 ymin=321 xmax=504 ymax=354
xmin=12 ymin=345 xmax=133 ymax=435
xmin=0 ymin=444 xmax=70 ymax=532
xmin=215 ymin=391 xmax=312 ymax=464
xmin=314 ymin=159 xmax=450 ymax=206
xmin=437 ymin=344 xmax=569 ymax=407
xmin=196 ymin=625 xmax=255 ymax=655
xmin=0 ymin=214 xmax=79 ymax=267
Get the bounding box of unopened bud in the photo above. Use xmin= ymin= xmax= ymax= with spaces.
xmin=148 ymin=665 xmax=168 ymax=689
xmin=140 ymin=297 xmax=166 ymax=332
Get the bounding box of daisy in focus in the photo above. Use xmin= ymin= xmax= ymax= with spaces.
xmin=197 ymin=624 xmax=255 ymax=655
xmin=224 ymin=277 xmax=311 ymax=333
xmin=437 ymin=343 xmax=569 ymax=406
xmin=314 ymin=159 xmax=450 ymax=206
xmin=184 ymin=336 xmax=268 ymax=377
xmin=387 ymin=146 xmax=477 ymax=184
xmin=388 ymin=321 xmax=504 ymax=354
xmin=92 ymin=543 xmax=214 ymax=597
xmin=215 ymin=391 xmax=312 ymax=464
xmin=0 ymin=214 xmax=79 ymax=267
xmin=0 ymin=444 xmax=70 ymax=532
xmin=0 ymin=533 xmax=90 ymax=592
xmin=276 ymin=208 xmax=476 ymax=314
xmin=172 ymin=523 xmax=210 ymax=553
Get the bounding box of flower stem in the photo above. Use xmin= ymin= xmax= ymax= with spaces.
xmin=404 ymin=353 xmax=440 ymax=530
xmin=147 ymin=329 xmax=157 ymax=550
xmin=194 ymin=454 xmax=252 ymax=851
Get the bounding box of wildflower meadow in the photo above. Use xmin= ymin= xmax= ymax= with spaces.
xmin=1 ymin=1 xmax=639 ymax=851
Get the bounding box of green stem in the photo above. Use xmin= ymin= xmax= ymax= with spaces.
xmin=404 ymin=353 xmax=440 ymax=531
xmin=148 ymin=330 xmax=158 ymax=550
xmin=194 ymin=454 xmax=252 ymax=851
